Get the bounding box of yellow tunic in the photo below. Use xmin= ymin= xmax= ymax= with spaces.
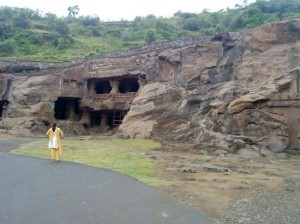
xmin=46 ymin=127 xmax=63 ymax=151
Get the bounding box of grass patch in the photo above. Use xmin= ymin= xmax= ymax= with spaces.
xmin=11 ymin=138 xmax=170 ymax=186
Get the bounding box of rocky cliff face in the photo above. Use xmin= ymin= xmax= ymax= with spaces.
xmin=1 ymin=19 xmax=300 ymax=153
xmin=120 ymin=19 xmax=300 ymax=153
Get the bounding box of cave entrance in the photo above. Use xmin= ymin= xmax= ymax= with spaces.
xmin=119 ymin=78 xmax=139 ymax=93
xmin=112 ymin=110 xmax=128 ymax=127
xmin=54 ymin=97 xmax=82 ymax=121
xmin=90 ymin=110 xmax=128 ymax=129
xmin=90 ymin=111 xmax=101 ymax=126
xmin=0 ymin=100 xmax=8 ymax=120
xmin=95 ymin=80 xmax=112 ymax=94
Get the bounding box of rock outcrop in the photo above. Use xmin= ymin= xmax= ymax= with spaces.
xmin=1 ymin=19 xmax=300 ymax=153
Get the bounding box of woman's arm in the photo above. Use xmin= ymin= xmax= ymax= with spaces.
xmin=59 ymin=129 xmax=64 ymax=138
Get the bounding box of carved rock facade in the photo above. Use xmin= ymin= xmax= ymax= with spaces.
xmin=1 ymin=19 xmax=300 ymax=152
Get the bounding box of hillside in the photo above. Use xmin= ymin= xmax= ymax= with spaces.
xmin=0 ymin=0 xmax=300 ymax=61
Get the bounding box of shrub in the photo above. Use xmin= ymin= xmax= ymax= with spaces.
xmin=13 ymin=14 xmax=31 ymax=29
xmin=0 ymin=40 xmax=14 ymax=56
xmin=145 ymin=30 xmax=156 ymax=44
xmin=81 ymin=16 xmax=100 ymax=26
xmin=183 ymin=18 xmax=201 ymax=31
xmin=48 ymin=19 xmax=69 ymax=35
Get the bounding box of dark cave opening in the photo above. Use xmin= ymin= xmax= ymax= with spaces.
xmin=119 ymin=78 xmax=139 ymax=93
xmin=90 ymin=110 xmax=128 ymax=128
xmin=90 ymin=111 xmax=101 ymax=126
xmin=95 ymin=80 xmax=112 ymax=94
xmin=54 ymin=97 xmax=82 ymax=120
xmin=0 ymin=100 xmax=8 ymax=120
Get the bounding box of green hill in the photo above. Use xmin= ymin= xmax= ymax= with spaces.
xmin=0 ymin=0 xmax=300 ymax=62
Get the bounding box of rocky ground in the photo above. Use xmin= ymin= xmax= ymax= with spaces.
xmin=146 ymin=147 xmax=300 ymax=224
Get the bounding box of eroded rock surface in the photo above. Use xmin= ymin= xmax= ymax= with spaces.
xmin=1 ymin=19 xmax=300 ymax=153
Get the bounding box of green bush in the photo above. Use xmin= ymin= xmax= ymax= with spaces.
xmin=0 ymin=40 xmax=14 ymax=56
xmin=13 ymin=14 xmax=31 ymax=29
xmin=0 ymin=24 xmax=12 ymax=39
xmin=81 ymin=16 xmax=100 ymax=26
xmin=183 ymin=18 xmax=201 ymax=31
xmin=145 ymin=30 xmax=156 ymax=44
xmin=48 ymin=19 xmax=69 ymax=35
xmin=57 ymin=39 xmax=71 ymax=51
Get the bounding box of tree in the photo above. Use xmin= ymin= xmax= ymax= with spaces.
xmin=67 ymin=5 xmax=79 ymax=17
xmin=81 ymin=16 xmax=100 ymax=26
xmin=174 ymin=11 xmax=197 ymax=20
xmin=13 ymin=13 xmax=31 ymax=29
xmin=183 ymin=18 xmax=201 ymax=31
xmin=146 ymin=14 xmax=156 ymax=20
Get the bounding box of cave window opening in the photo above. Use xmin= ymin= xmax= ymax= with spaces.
xmin=63 ymin=79 xmax=69 ymax=86
xmin=119 ymin=78 xmax=139 ymax=93
xmin=71 ymin=80 xmax=77 ymax=87
xmin=95 ymin=80 xmax=112 ymax=94
xmin=54 ymin=97 xmax=82 ymax=121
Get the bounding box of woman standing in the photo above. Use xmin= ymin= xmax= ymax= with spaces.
xmin=46 ymin=123 xmax=64 ymax=162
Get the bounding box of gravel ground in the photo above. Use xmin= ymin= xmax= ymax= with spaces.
xmin=219 ymin=189 xmax=300 ymax=224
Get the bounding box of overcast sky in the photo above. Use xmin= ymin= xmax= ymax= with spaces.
xmin=0 ymin=0 xmax=255 ymax=21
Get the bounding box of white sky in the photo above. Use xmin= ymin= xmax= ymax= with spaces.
xmin=0 ymin=0 xmax=255 ymax=21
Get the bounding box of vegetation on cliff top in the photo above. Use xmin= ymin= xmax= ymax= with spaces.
xmin=0 ymin=0 xmax=299 ymax=61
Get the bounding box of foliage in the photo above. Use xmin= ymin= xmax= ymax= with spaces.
xmin=80 ymin=16 xmax=100 ymax=26
xmin=47 ymin=18 xmax=69 ymax=35
xmin=145 ymin=30 xmax=156 ymax=44
xmin=0 ymin=0 xmax=299 ymax=61
xmin=183 ymin=18 xmax=201 ymax=31
xmin=0 ymin=40 xmax=14 ymax=56
xmin=67 ymin=5 xmax=79 ymax=17
xmin=13 ymin=13 xmax=31 ymax=29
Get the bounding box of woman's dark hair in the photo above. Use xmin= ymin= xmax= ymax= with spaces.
xmin=52 ymin=123 xmax=57 ymax=132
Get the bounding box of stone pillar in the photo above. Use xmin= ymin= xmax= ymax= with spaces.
xmin=100 ymin=113 xmax=108 ymax=127
xmin=67 ymin=100 xmax=76 ymax=121
xmin=138 ymin=78 xmax=146 ymax=89
xmin=89 ymin=81 xmax=96 ymax=96
xmin=83 ymin=79 xmax=88 ymax=97
xmin=81 ymin=110 xmax=90 ymax=125
xmin=110 ymin=80 xmax=119 ymax=94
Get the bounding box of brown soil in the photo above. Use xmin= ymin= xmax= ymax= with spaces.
xmin=147 ymin=148 xmax=300 ymax=223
